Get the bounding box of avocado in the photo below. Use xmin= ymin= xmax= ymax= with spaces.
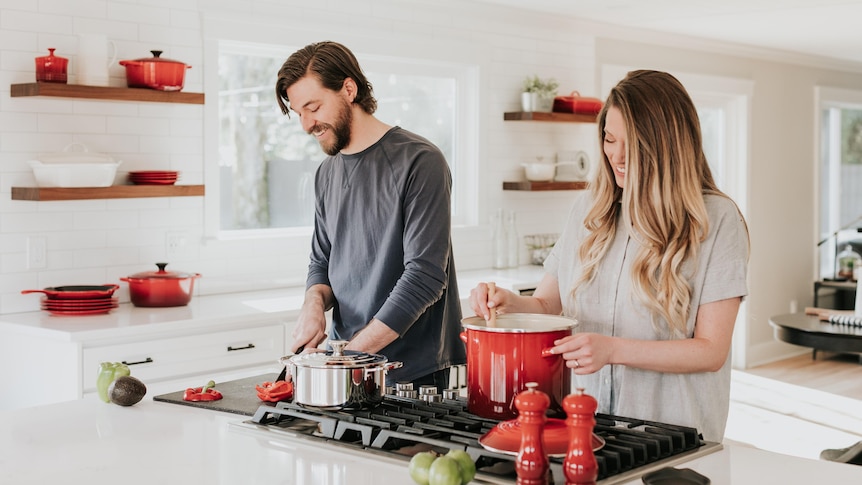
xmin=108 ymin=375 xmax=147 ymax=406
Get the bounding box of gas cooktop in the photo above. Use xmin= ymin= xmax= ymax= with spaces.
xmin=231 ymin=393 xmax=722 ymax=484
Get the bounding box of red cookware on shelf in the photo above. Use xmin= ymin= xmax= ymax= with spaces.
xmin=119 ymin=50 xmax=191 ymax=91
xmin=35 ymin=48 xmax=68 ymax=83
xmin=120 ymin=263 xmax=200 ymax=307
xmin=552 ymin=91 xmax=603 ymax=116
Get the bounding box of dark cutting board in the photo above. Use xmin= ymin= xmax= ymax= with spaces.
xmin=153 ymin=373 xmax=280 ymax=416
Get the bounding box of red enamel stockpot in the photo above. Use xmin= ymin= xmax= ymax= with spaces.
xmin=460 ymin=313 xmax=577 ymax=420
xmin=120 ymin=263 xmax=200 ymax=307
xmin=119 ymin=50 xmax=190 ymax=91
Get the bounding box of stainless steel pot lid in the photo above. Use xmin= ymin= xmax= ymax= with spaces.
xmin=286 ymin=340 xmax=388 ymax=368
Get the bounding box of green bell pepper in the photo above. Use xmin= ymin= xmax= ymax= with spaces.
xmin=97 ymin=362 xmax=131 ymax=403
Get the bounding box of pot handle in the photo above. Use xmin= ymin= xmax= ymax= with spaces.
xmin=541 ymin=347 xmax=557 ymax=358
xmin=384 ymin=361 xmax=403 ymax=371
xmin=459 ymin=331 xmax=467 ymax=343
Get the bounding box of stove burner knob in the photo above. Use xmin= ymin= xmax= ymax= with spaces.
xmin=395 ymin=381 xmax=414 ymax=392
xmin=421 ymin=393 xmax=442 ymax=403
xmin=385 ymin=386 xmax=395 ymax=395
xmin=419 ymin=385 xmax=438 ymax=395
xmin=397 ymin=389 xmax=418 ymax=398
xmin=443 ymin=389 xmax=460 ymax=400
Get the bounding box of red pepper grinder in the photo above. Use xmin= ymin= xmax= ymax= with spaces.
xmin=563 ymin=388 xmax=598 ymax=485
xmin=514 ymin=382 xmax=550 ymax=485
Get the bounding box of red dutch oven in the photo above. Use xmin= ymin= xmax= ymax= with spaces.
xmin=119 ymin=50 xmax=190 ymax=92
xmin=120 ymin=263 xmax=201 ymax=307
xmin=461 ymin=313 xmax=577 ymax=420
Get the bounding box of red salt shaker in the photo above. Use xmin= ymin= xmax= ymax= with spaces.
xmin=563 ymin=388 xmax=598 ymax=485
xmin=35 ymin=48 xmax=68 ymax=83
xmin=515 ymin=382 xmax=550 ymax=485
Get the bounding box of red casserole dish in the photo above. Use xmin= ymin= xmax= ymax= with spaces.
xmin=552 ymin=91 xmax=603 ymax=116
xmin=119 ymin=50 xmax=190 ymax=92
xmin=120 ymin=263 xmax=200 ymax=307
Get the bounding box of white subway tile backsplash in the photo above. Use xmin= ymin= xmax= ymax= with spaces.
xmin=39 ymin=113 xmax=107 ymax=134
xmin=2 ymin=10 xmax=73 ymax=36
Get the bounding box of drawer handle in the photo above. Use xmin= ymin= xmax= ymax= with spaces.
xmin=227 ymin=343 xmax=256 ymax=352
xmin=122 ymin=357 xmax=153 ymax=366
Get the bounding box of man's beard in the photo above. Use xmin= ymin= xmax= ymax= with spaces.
xmin=314 ymin=98 xmax=353 ymax=156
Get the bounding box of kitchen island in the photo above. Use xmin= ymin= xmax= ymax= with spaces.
xmin=2 ymin=394 xmax=861 ymax=484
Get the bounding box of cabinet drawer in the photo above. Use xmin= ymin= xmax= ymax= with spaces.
xmin=82 ymin=324 xmax=284 ymax=391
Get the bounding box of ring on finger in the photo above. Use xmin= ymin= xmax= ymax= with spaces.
xmin=574 ymin=359 xmax=581 ymax=369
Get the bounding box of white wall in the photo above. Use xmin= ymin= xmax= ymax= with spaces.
xmin=2 ymin=0 xmax=862 ymax=367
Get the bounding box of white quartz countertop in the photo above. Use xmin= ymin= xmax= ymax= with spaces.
xmin=1 ymin=395 xmax=861 ymax=485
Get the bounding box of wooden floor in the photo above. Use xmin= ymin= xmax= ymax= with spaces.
xmin=743 ymin=351 xmax=862 ymax=401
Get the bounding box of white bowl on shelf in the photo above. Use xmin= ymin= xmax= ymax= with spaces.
xmin=27 ymin=142 xmax=121 ymax=188
xmin=522 ymin=163 xmax=556 ymax=182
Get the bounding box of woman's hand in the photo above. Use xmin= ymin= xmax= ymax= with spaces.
xmin=469 ymin=282 xmax=516 ymax=320
xmin=550 ymin=333 xmax=616 ymax=374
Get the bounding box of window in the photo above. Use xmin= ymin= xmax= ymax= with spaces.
xmin=216 ymin=41 xmax=477 ymax=235
xmin=816 ymin=87 xmax=862 ymax=280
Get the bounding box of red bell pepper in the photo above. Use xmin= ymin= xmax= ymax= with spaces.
xmin=183 ymin=380 xmax=223 ymax=402
xmin=255 ymin=380 xmax=294 ymax=402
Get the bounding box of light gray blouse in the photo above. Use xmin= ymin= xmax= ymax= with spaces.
xmin=544 ymin=193 xmax=749 ymax=442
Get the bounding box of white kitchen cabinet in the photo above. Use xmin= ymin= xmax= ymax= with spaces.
xmin=0 ymin=288 xmax=302 ymax=410
xmin=80 ymin=324 xmax=284 ymax=392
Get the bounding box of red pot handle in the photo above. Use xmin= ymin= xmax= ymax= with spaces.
xmin=541 ymin=347 xmax=556 ymax=358
xmin=460 ymin=331 xmax=467 ymax=343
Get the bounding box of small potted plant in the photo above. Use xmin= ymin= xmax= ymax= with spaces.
xmin=521 ymin=75 xmax=559 ymax=112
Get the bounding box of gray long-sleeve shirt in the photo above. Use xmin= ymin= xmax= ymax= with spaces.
xmin=306 ymin=126 xmax=466 ymax=383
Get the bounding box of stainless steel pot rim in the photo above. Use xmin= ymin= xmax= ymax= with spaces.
xmin=462 ymin=313 xmax=578 ymax=333
xmin=281 ymin=340 xmax=390 ymax=368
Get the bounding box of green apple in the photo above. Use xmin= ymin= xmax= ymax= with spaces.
xmin=445 ymin=449 xmax=477 ymax=484
xmin=428 ymin=456 xmax=462 ymax=485
xmin=408 ymin=451 xmax=437 ymax=485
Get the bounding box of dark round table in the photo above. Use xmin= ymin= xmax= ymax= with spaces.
xmin=769 ymin=313 xmax=862 ymax=360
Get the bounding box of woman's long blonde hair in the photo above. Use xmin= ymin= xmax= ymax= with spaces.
xmin=573 ymin=70 xmax=730 ymax=337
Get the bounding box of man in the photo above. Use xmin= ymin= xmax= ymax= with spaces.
xmin=275 ymin=41 xmax=466 ymax=391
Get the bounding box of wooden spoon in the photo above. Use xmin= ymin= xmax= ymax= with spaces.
xmin=487 ymin=282 xmax=497 ymax=327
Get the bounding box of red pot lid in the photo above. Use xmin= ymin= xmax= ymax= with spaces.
xmin=122 ymin=50 xmax=188 ymax=66
xmin=126 ymin=263 xmax=197 ymax=280
xmin=478 ymin=418 xmax=605 ymax=457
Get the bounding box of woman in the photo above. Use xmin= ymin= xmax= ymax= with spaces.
xmin=470 ymin=70 xmax=749 ymax=442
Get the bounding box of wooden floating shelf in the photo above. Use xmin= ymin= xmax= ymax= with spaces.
xmin=503 ymin=111 xmax=597 ymax=123
xmin=12 ymin=185 xmax=205 ymax=201
xmin=11 ymin=83 xmax=204 ymax=104
xmin=503 ymin=181 xmax=588 ymax=191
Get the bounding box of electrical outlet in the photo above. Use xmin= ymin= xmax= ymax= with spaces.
xmin=27 ymin=236 xmax=47 ymax=269
xmin=166 ymin=231 xmax=190 ymax=259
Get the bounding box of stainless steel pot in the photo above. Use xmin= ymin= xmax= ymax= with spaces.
xmin=279 ymin=340 xmax=402 ymax=410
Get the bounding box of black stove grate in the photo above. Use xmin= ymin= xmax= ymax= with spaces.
xmin=248 ymin=394 xmax=712 ymax=484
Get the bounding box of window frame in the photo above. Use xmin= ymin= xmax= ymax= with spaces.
xmin=202 ymin=39 xmax=479 ymax=241
xmin=814 ymin=86 xmax=862 ymax=280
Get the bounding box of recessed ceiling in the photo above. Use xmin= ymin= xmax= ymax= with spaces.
xmin=470 ymin=0 xmax=862 ymax=65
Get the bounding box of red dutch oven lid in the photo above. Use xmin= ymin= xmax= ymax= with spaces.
xmin=120 ymin=50 xmax=190 ymax=68
xmin=125 ymin=262 xmax=199 ymax=280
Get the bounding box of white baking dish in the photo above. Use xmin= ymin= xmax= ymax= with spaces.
xmin=27 ymin=143 xmax=121 ymax=188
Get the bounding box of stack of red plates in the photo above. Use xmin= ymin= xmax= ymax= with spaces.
xmin=128 ymin=170 xmax=179 ymax=185
xmin=40 ymin=296 xmax=118 ymax=316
